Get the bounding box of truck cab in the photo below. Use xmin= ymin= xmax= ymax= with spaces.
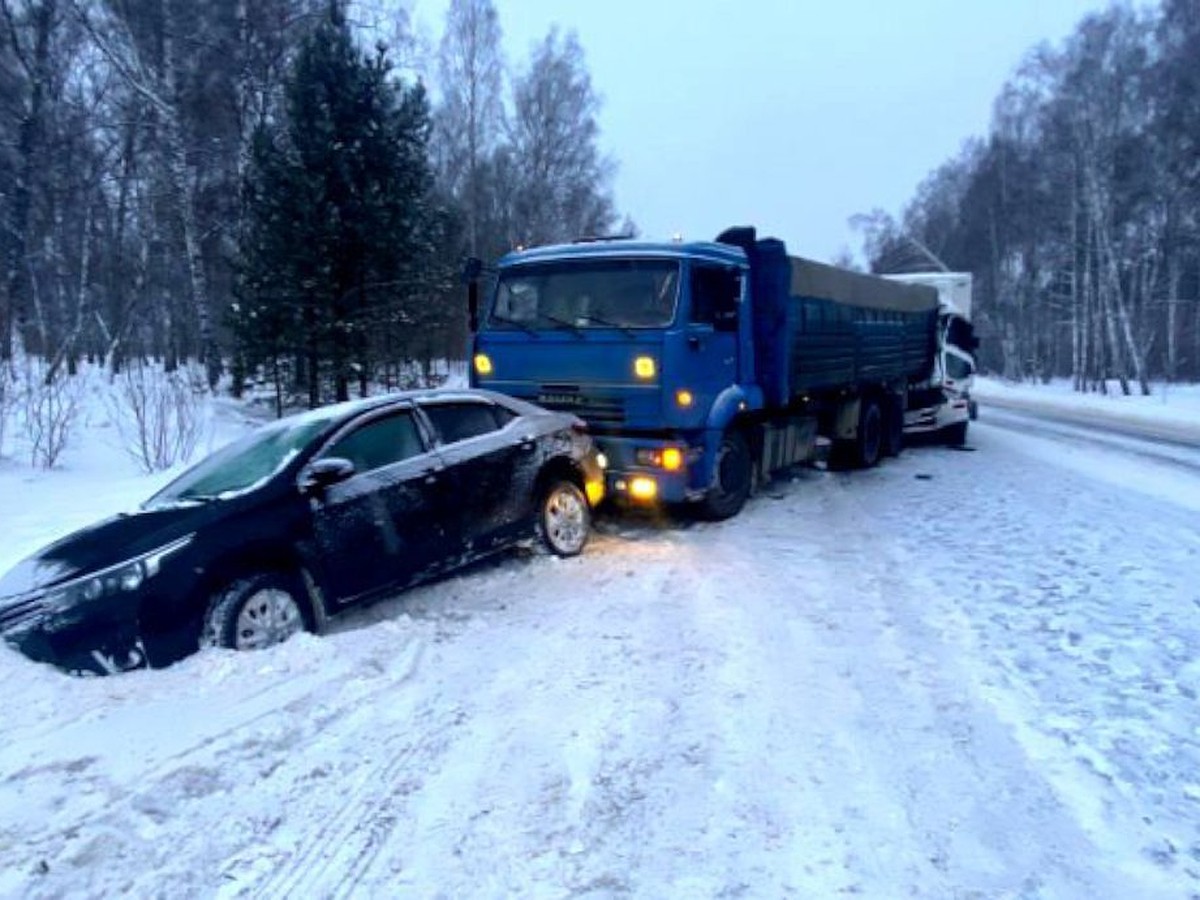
xmin=469 ymin=239 xmax=757 ymax=509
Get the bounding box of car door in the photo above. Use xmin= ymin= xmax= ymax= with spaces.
xmin=416 ymin=398 xmax=534 ymax=556
xmin=307 ymin=406 xmax=451 ymax=605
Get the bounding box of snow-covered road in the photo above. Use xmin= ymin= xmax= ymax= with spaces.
xmin=1 ymin=418 xmax=1198 ymax=898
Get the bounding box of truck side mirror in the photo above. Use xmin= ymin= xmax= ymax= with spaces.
xmin=463 ymin=257 xmax=483 ymax=332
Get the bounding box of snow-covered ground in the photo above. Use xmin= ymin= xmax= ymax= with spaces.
xmin=1 ymin=384 xmax=1199 ymax=898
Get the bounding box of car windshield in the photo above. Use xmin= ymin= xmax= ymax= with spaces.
xmin=144 ymin=411 xmax=343 ymax=507
xmin=489 ymin=259 xmax=680 ymax=331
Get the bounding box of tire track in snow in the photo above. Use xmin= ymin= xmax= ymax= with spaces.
xmin=7 ymin=635 xmax=429 ymax=888
xmin=241 ymin=701 xmax=462 ymax=900
xmin=812 ymin=467 xmax=1185 ymax=898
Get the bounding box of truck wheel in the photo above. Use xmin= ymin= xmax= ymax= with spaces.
xmin=700 ymin=431 xmax=752 ymax=520
xmin=856 ymin=399 xmax=883 ymax=468
xmin=882 ymin=398 xmax=904 ymax=458
xmin=943 ymin=421 xmax=968 ymax=446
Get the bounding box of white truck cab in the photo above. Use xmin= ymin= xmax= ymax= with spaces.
xmin=884 ymin=272 xmax=977 ymax=444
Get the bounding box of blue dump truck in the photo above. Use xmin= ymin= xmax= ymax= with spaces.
xmin=466 ymin=226 xmax=969 ymax=520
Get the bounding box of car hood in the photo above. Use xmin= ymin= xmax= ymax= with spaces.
xmin=0 ymin=504 xmax=213 ymax=599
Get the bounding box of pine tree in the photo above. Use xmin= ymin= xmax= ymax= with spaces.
xmin=235 ymin=0 xmax=439 ymax=409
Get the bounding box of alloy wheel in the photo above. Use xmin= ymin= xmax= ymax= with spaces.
xmin=234 ymin=587 xmax=305 ymax=650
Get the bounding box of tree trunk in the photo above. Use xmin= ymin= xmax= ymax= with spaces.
xmin=160 ymin=27 xmax=215 ymax=385
xmin=45 ymin=200 xmax=91 ymax=384
xmin=1166 ymin=256 xmax=1180 ymax=382
xmin=2 ymin=0 xmax=57 ymax=360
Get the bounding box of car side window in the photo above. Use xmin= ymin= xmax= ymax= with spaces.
xmin=422 ymin=401 xmax=504 ymax=445
xmin=325 ymin=410 xmax=424 ymax=474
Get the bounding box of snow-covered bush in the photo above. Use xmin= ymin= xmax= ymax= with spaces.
xmin=108 ymin=361 xmax=207 ymax=473
xmin=20 ymin=362 xmax=83 ymax=469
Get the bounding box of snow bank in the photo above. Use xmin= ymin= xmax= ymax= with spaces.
xmin=974 ymin=377 xmax=1200 ymax=443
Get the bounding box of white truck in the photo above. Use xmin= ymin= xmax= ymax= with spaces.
xmin=885 ymin=272 xmax=977 ymax=445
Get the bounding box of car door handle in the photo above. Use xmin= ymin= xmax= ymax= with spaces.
xmin=421 ymin=464 xmax=444 ymax=485
xmin=519 ymin=435 xmax=537 ymax=451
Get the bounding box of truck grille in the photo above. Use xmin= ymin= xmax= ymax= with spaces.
xmin=0 ymin=592 xmax=47 ymax=634
xmin=536 ymin=386 xmax=626 ymax=426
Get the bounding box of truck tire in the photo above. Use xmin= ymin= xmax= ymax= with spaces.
xmin=943 ymin=421 xmax=968 ymax=446
xmin=700 ymin=430 xmax=752 ymax=520
xmin=855 ymin=399 xmax=883 ymax=468
xmin=882 ymin=397 xmax=904 ymax=458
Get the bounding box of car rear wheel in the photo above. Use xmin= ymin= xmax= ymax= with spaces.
xmin=203 ymin=572 xmax=308 ymax=651
xmin=539 ymin=480 xmax=590 ymax=557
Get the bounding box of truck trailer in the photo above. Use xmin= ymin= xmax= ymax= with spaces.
xmin=466 ymin=226 xmax=971 ymax=519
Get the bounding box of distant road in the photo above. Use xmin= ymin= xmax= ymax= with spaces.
xmin=977 ymin=391 xmax=1200 ymax=449
xmin=979 ymin=403 xmax=1200 ymax=476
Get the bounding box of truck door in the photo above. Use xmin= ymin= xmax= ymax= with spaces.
xmin=686 ymin=264 xmax=742 ymax=399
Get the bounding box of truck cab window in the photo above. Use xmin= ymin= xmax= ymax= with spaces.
xmin=690 ymin=266 xmax=740 ymax=331
xmin=945 ymin=353 xmax=974 ymax=380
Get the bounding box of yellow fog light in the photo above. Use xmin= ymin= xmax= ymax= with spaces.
xmin=473 ymin=353 xmax=493 ymax=376
xmin=676 ymin=389 xmax=694 ymax=408
xmin=629 ymin=477 xmax=658 ymax=500
xmin=585 ymin=480 xmax=605 ymax=507
xmin=634 ymin=356 xmax=656 ymax=379
xmin=661 ymin=447 xmax=683 ymax=471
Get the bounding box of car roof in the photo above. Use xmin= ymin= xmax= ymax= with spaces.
xmin=284 ymin=387 xmax=549 ymax=429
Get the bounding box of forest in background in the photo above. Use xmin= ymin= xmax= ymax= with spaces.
xmin=3 ymin=0 xmax=1200 ymax=427
xmin=854 ymin=0 xmax=1200 ymax=393
xmin=0 ymin=0 xmax=618 ymax=410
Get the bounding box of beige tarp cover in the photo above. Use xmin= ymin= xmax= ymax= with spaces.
xmin=790 ymin=257 xmax=938 ymax=314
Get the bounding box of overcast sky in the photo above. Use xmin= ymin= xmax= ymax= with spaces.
xmin=411 ymin=0 xmax=1107 ymax=262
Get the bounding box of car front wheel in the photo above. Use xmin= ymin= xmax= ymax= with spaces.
xmin=203 ymin=572 xmax=309 ymax=651
xmin=539 ymin=480 xmax=590 ymax=557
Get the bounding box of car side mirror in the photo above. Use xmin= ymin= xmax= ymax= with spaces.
xmin=299 ymin=457 xmax=356 ymax=495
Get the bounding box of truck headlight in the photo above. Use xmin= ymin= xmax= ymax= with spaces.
xmin=634 ymin=356 xmax=656 ymax=379
xmin=635 ymin=447 xmax=685 ymax=471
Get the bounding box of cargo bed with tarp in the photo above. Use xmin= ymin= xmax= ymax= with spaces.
xmin=718 ymin=228 xmax=939 ymax=407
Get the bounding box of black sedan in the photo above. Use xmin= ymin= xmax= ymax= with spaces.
xmin=0 ymin=389 xmax=605 ymax=674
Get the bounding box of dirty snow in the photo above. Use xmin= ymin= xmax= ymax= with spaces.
xmin=1 ymin=382 xmax=1199 ymax=897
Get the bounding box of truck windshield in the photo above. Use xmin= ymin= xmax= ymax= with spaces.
xmin=489 ymin=259 xmax=680 ymax=331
